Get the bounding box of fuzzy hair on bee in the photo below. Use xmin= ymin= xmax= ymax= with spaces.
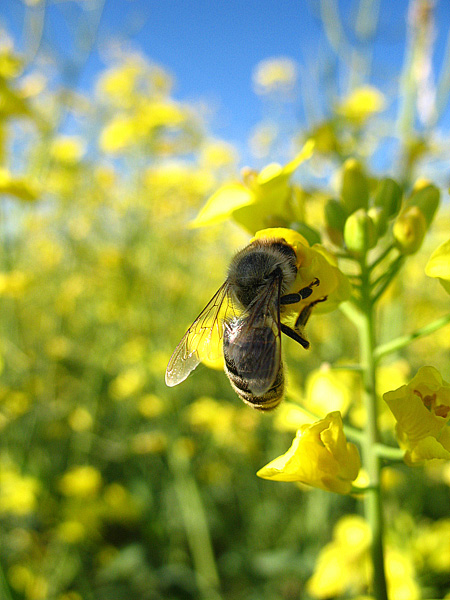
xmin=165 ymin=237 xmax=326 ymax=410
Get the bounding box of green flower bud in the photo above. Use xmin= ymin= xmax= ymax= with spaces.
xmin=325 ymin=199 xmax=348 ymax=246
xmin=393 ymin=205 xmax=427 ymax=255
xmin=373 ymin=178 xmax=402 ymax=217
xmin=325 ymin=199 xmax=348 ymax=231
xmin=368 ymin=206 xmax=388 ymax=238
xmin=408 ymin=183 xmax=440 ymax=227
xmin=344 ymin=208 xmax=377 ymax=254
xmin=341 ymin=158 xmax=369 ymax=214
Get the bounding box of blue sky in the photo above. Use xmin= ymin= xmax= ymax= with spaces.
xmin=2 ymin=0 xmax=450 ymax=166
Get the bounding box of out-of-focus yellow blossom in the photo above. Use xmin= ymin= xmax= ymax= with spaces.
xmin=97 ymin=60 xmax=143 ymax=106
xmin=0 ymin=168 xmax=40 ymax=201
xmin=50 ymin=135 xmax=85 ymax=164
xmin=138 ymin=394 xmax=165 ymax=418
xmin=185 ymin=397 xmax=257 ymax=452
xmin=336 ymin=86 xmax=385 ymax=123
xmin=109 ymin=367 xmax=146 ymax=400
xmin=252 ymin=57 xmax=298 ymax=95
xmin=257 ymin=411 xmax=361 ymax=494
xmin=100 ymin=101 xmax=190 ymax=154
xmin=307 ymin=516 xmax=419 ymax=600
xmin=117 ymin=337 xmax=146 ymax=364
xmin=253 ymin=228 xmax=351 ymax=316
xmin=307 ymin=515 xmax=371 ymax=598
xmin=385 ymin=548 xmax=420 ymax=600
xmin=97 ymin=58 xmax=172 ymax=106
xmin=303 ymin=366 xmax=358 ymax=417
xmin=99 ymin=114 xmax=136 ymax=153
xmin=0 ymin=270 xmax=28 ymax=297
xmin=0 ymin=462 xmax=40 ymax=515
xmin=425 ymin=237 xmax=450 ymax=294
xmin=131 ymin=431 xmax=167 ymax=454
xmin=190 ymin=140 xmax=314 ymax=231
xmin=57 ymin=520 xmax=86 ymax=544
xmin=59 ymin=465 xmax=102 ymax=498
xmin=272 ymin=401 xmax=315 ymax=432
xmin=102 ymin=482 xmax=142 ymax=522
xmin=68 ymin=407 xmax=93 ymax=432
xmin=384 ymin=366 xmax=450 ymax=465
xmin=415 ymin=518 xmax=450 ymax=573
xmin=201 ymin=140 xmax=238 ymax=168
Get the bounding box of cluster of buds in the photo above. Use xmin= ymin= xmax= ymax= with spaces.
xmin=325 ymin=159 xmax=440 ymax=255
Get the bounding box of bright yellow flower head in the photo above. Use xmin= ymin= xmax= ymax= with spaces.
xmin=190 ymin=140 xmax=314 ymax=231
xmin=257 ymin=411 xmax=361 ymax=494
xmin=383 ymin=366 xmax=450 ymax=465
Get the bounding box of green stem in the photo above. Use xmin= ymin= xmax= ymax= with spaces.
xmin=168 ymin=445 xmax=222 ymax=600
xmin=373 ymin=443 xmax=405 ymax=462
xmin=374 ymin=311 xmax=450 ymax=361
xmin=359 ymin=255 xmax=389 ymax=600
xmin=0 ymin=560 xmax=13 ymax=600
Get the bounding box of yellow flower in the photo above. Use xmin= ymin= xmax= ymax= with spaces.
xmin=306 ymin=516 xmax=371 ymax=597
xmin=257 ymin=411 xmax=361 ymax=494
xmin=425 ymin=237 xmax=450 ymax=294
xmin=303 ymin=366 xmax=358 ymax=417
xmin=383 ymin=366 xmax=450 ymax=465
xmin=252 ymin=227 xmax=351 ymax=317
xmin=336 ymin=86 xmax=385 ymax=123
xmin=0 ymin=462 xmax=40 ymax=515
xmin=59 ymin=465 xmax=102 ymax=498
xmin=190 ymin=140 xmax=314 ymax=232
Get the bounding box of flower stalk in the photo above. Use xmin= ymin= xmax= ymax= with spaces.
xmin=358 ymin=253 xmax=389 ymax=600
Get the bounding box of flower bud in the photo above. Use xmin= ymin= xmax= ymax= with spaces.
xmin=341 ymin=158 xmax=369 ymax=214
xmin=344 ymin=208 xmax=377 ymax=254
xmin=408 ymin=183 xmax=440 ymax=227
xmin=373 ymin=177 xmax=402 ymax=217
xmin=393 ymin=205 xmax=427 ymax=255
xmin=368 ymin=206 xmax=388 ymax=238
xmin=325 ymin=199 xmax=347 ymax=231
xmin=325 ymin=199 xmax=347 ymax=245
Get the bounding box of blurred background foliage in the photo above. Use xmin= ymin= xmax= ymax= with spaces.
xmin=1 ymin=1 xmax=450 ymax=599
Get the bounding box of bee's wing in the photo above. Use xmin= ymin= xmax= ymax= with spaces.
xmin=225 ymin=275 xmax=282 ymax=396
xmin=165 ymin=282 xmax=237 ymax=387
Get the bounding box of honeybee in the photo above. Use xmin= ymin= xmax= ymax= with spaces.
xmin=165 ymin=237 xmax=326 ymax=410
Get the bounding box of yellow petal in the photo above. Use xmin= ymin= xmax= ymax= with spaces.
xmin=426 ymin=238 xmax=450 ymax=280
xmin=190 ymin=183 xmax=254 ymax=228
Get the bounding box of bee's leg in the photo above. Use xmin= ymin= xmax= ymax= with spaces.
xmin=280 ymin=323 xmax=310 ymax=349
xmin=280 ymin=278 xmax=320 ymax=305
xmin=295 ymin=296 xmax=328 ymax=329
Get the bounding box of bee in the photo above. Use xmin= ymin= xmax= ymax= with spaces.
xmin=165 ymin=236 xmax=326 ymax=410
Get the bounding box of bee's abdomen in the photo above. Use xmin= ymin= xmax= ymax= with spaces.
xmin=225 ymin=362 xmax=284 ymax=410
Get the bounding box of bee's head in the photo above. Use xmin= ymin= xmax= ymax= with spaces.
xmin=228 ymin=239 xmax=297 ymax=308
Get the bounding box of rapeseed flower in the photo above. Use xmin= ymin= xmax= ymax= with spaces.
xmin=384 ymin=366 xmax=450 ymax=465
xmin=257 ymin=411 xmax=360 ymax=494
xmin=190 ymin=140 xmax=314 ymax=232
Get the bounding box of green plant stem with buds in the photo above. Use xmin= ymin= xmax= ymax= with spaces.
xmin=358 ymin=252 xmax=389 ymax=600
